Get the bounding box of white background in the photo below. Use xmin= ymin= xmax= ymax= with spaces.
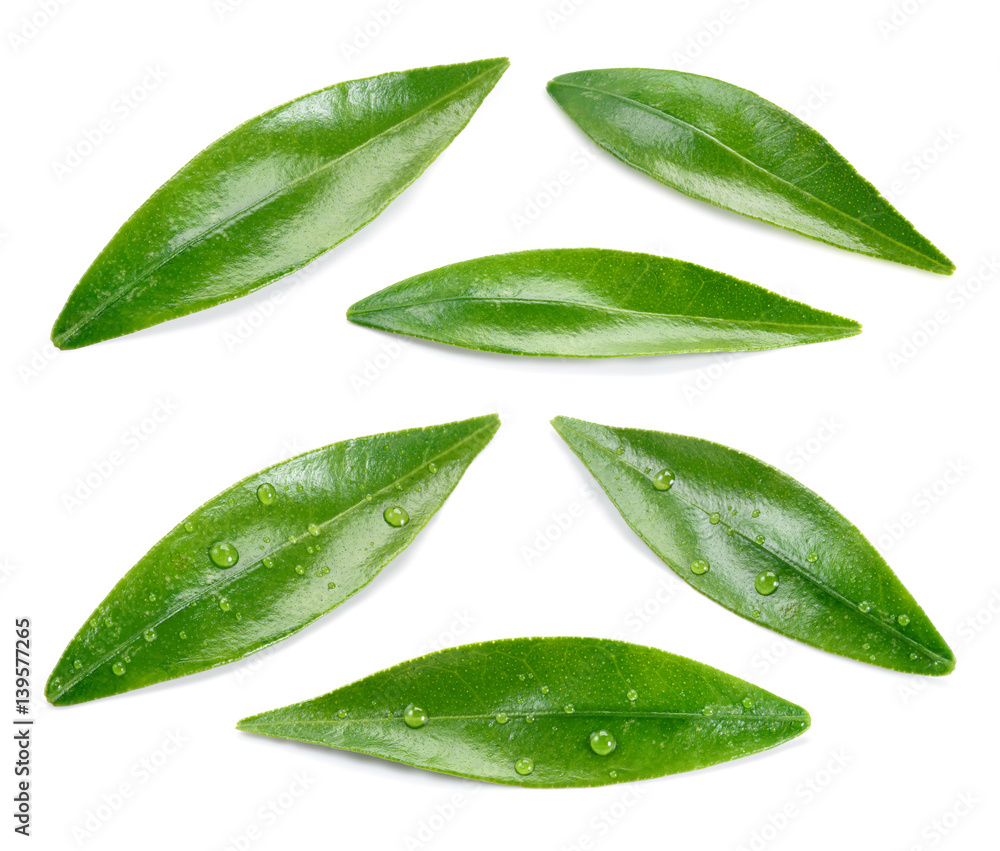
xmin=3 ymin=0 xmax=997 ymax=848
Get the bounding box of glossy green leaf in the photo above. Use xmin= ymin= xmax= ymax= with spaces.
xmin=51 ymin=59 xmax=509 ymax=349
xmin=347 ymin=248 xmax=860 ymax=356
xmin=46 ymin=415 xmax=500 ymax=705
xmin=552 ymin=417 xmax=955 ymax=676
xmin=237 ymin=637 xmax=809 ymax=787
xmin=548 ymin=69 xmax=953 ymax=274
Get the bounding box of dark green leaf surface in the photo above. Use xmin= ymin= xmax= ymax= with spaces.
xmin=46 ymin=415 xmax=500 ymax=705
xmin=347 ymin=248 xmax=860 ymax=356
xmin=548 ymin=69 xmax=953 ymax=274
xmin=237 ymin=637 xmax=809 ymax=787
xmin=552 ymin=417 xmax=955 ymax=676
xmin=52 ymin=58 xmax=509 ymax=349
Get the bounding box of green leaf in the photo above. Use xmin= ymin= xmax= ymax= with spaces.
xmin=237 ymin=637 xmax=809 ymax=787
xmin=46 ymin=415 xmax=500 ymax=706
xmin=51 ymin=59 xmax=509 ymax=349
xmin=548 ymin=69 xmax=953 ymax=275
xmin=552 ymin=417 xmax=955 ymax=676
xmin=347 ymin=248 xmax=860 ymax=356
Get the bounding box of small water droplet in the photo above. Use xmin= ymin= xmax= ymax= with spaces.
xmin=73 ymin=659 xmax=83 ymax=670
xmin=627 ymin=689 xmax=638 ymax=701
xmin=858 ymin=601 xmax=872 ymax=614
xmin=709 ymin=512 xmax=721 ymax=525
xmin=898 ymin=614 xmax=910 ymax=626
xmin=702 ymin=706 xmax=713 ymax=715
xmin=337 ymin=709 xmax=348 ymax=719
xmin=754 ymin=535 xmax=765 ymax=545
xmin=262 ymin=557 xmax=275 ymax=568
xmin=428 ymin=463 xmax=438 ymax=473
xmin=384 ymin=506 xmax=410 ymax=527
xmin=742 ymin=697 xmax=754 ymax=709
xmin=219 ymin=597 xmax=231 ymax=612
xmin=256 ymin=483 xmax=277 ymax=505
xmin=909 ymin=652 xmax=919 ymax=660
xmin=294 ymin=565 xmax=305 ymax=575
xmin=112 ymin=662 xmax=126 ymax=676
xmin=589 ymin=730 xmax=616 ymax=756
xmin=563 ymin=704 xmax=575 ymax=714
xmin=183 ymin=521 xmax=194 ymax=532
xmin=651 ymin=469 xmax=675 ymax=491
xmin=609 ymin=770 xmax=618 ymax=779
xmin=540 ymin=685 xmax=549 ymax=694
xmin=754 ymin=571 xmax=779 ymax=596
xmin=514 ymin=758 xmax=534 ymax=776
xmin=308 ymin=523 xmax=320 ymax=537
xmin=327 ymin=582 xmax=336 ymax=590
xmin=690 ymin=559 xmax=709 ymax=575
xmin=295 ymin=483 xmax=304 ymax=493
xmin=615 ymin=446 xmax=625 ymax=456
xmin=144 ymin=628 xmax=156 ymax=642
xmin=209 ymin=542 xmax=239 ymax=568
xmin=496 ymin=713 xmax=509 ymax=724
xmin=518 ymin=673 xmax=526 ymax=681
xmin=726 ymin=528 xmax=735 ymax=536
xmin=526 ymin=714 xmax=535 ymax=723
xmin=806 ymin=552 xmax=818 ymax=563
xmin=179 ymin=631 xmax=187 ymax=640
xmin=752 ymin=509 xmax=760 ymax=518
xmin=403 ymin=703 xmax=428 ymax=728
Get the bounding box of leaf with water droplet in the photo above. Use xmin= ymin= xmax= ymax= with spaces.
xmin=547 ymin=69 xmax=952 ymax=274
xmin=46 ymin=414 xmax=500 ymax=705
xmin=50 ymin=58 xmax=509 ymax=349
xmin=236 ymin=637 xmax=809 ymax=787
xmin=552 ymin=416 xmax=955 ymax=676
xmin=347 ymin=249 xmax=860 ymax=356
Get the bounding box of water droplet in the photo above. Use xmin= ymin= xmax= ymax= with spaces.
xmin=742 ymin=697 xmax=754 ymax=709
xmin=627 ymin=689 xmax=638 ymax=701
xmin=862 ymin=643 xmax=870 ymax=650
xmin=909 ymin=652 xmax=919 ymax=660
xmin=589 ymin=730 xmax=616 ymax=756
xmin=514 ymin=758 xmax=534 ymax=776
xmin=179 ymin=631 xmax=187 ymax=640
xmin=752 ymin=509 xmax=760 ymax=518
xmin=540 ymin=685 xmax=549 ymax=694
xmin=496 ymin=713 xmax=509 ymax=724
xmin=563 ymin=704 xmax=575 ymax=714
xmin=526 ymin=714 xmax=535 ymax=724
xmin=337 ymin=709 xmax=348 ymax=719
xmin=428 ymin=463 xmax=438 ymax=473
xmin=702 ymin=706 xmax=713 ymax=716
xmin=609 ymin=770 xmax=618 ymax=779
xmin=898 ymin=614 xmax=910 ymax=626
xmin=754 ymin=535 xmax=765 ymax=545
xmin=308 ymin=523 xmax=320 ymax=537
xmin=384 ymin=506 xmax=410 ymax=528
xmin=294 ymin=565 xmax=305 ymax=575
xmin=754 ymin=570 xmax=779 ymax=596
xmin=858 ymin=601 xmax=872 ymax=614
xmin=262 ymin=557 xmax=275 ymax=568
xmin=709 ymin=512 xmax=721 ymax=525
xmin=296 ymin=483 xmax=304 ymax=493
xmin=219 ymin=597 xmax=231 ymax=612
xmin=806 ymin=552 xmax=818 ymax=563
xmin=256 ymin=483 xmax=277 ymax=505
xmin=144 ymin=628 xmax=156 ymax=642
xmin=183 ymin=521 xmax=194 ymax=532
xmin=615 ymin=446 xmax=625 ymax=456
xmin=690 ymin=559 xmax=709 ymax=575
xmin=726 ymin=528 xmax=735 ymax=536
xmin=403 ymin=703 xmax=428 ymax=728
xmin=73 ymin=659 xmax=83 ymax=670
xmin=209 ymin=542 xmax=239 ymax=568
xmin=327 ymin=582 xmax=336 ymax=590
xmin=651 ymin=469 xmax=675 ymax=491
xmin=518 ymin=673 xmax=526 ymax=681
xmin=112 ymin=662 xmax=126 ymax=676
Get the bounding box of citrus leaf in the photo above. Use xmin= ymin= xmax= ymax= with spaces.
xmin=552 ymin=416 xmax=955 ymax=676
xmin=347 ymin=248 xmax=861 ymax=356
xmin=237 ymin=637 xmax=810 ymax=787
xmin=46 ymin=415 xmax=500 ymax=705
xmin=51 ymin=58 xmax=509 ymax=349
xmin=548 ymin=69 xmax=953 ymax=274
